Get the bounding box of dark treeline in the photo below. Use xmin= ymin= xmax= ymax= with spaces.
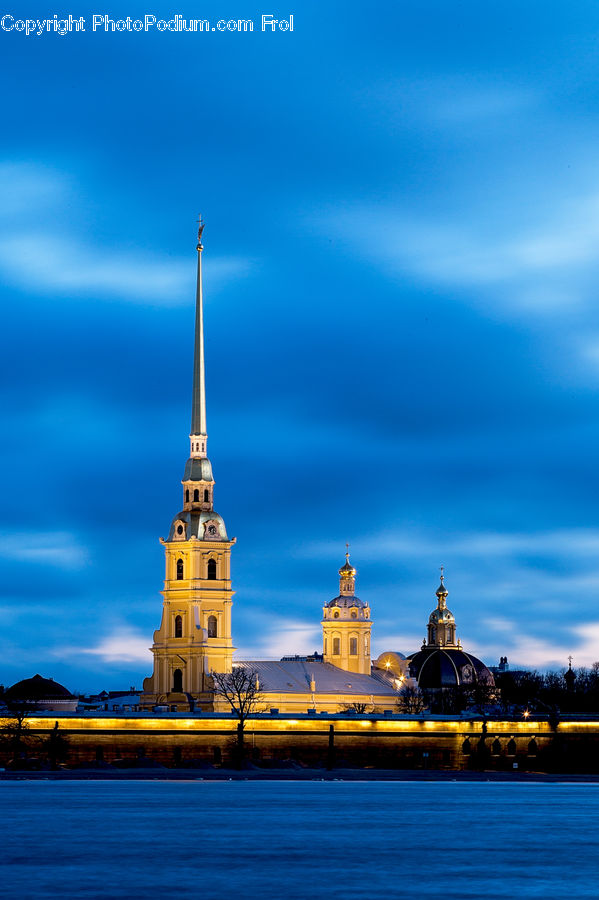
xmin=398 ymin=666 xmax=599 ymax=716
xmin=0 ymin=714 xmax=70 ymax=769
xmin=494 ymin=666 xmax=599 ymax=715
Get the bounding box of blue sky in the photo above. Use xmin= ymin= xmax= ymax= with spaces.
xmin=2 ymin=1 xmax=599 ymax=691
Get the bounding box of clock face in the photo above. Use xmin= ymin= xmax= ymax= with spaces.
xmin=205 ymin=523 xmax=218 ymax=538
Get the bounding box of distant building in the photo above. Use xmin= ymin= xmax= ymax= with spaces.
xmin=4 ymin=674 xmax=78 ymax=712
xmin=489 ymin=657 xmax=510 ymax=675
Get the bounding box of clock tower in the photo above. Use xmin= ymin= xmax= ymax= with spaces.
xmin=141 ymin=222 xmax=236 ymax=710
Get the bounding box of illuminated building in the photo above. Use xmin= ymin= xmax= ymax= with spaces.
xmin=141 ymin=223 xmax=235 ymax=708
xmin=322 ymin=550 xmax=372 ymax=675
xmin=407 ymin=573 xmax=494 ymax=691
xmin=140 ymin=227 xmax=409 ymax=712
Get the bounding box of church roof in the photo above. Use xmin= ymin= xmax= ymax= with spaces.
xmin=326 ymin=594 xmax=368 ymax=609
xmin=183 ymin=457 xmax=213 ymax=482
xmin=428 ymin=606 xmax=454 ymax=624
xmin=408 ymin=648 xmax=494 ymax=689
xmin=168 ymin=509 xmax=228 ymax=541
xmin=236 ymin=660 xmax=398 ymax=696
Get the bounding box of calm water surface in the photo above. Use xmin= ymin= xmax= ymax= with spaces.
xmin=1 ymin=781 xmax=598 ymax=898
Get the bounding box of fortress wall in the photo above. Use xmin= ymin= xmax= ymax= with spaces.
xmin=2 ymin=714 xmax=596 ymax=771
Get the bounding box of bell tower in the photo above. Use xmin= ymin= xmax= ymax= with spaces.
xmin=141 ymin=221 xmax=236 ymax=710
xmin=322 ymin=549 xmax=372 ymax=675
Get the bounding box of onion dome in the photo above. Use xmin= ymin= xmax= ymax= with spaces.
xmin=325 ymin=547 xmax=369 ymax=611
xmin=4 ymin=674 xmax=78 ymax=711
xmin=338 ymin=551 xmax=356 ymax=579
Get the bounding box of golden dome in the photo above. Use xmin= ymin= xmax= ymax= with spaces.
xmin=339 ymin=550 xmax=356 ymax=578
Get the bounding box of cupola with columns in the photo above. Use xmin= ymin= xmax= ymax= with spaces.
xmin=322 ymin=548 xmax=372 ymax=675
xmin=424 ymin=569 xmax=461 ymax=649
xmin=141 ymin=221 xmax=236 ymax=710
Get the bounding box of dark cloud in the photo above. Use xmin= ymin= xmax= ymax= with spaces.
xmin=2 ymin=2 xmax=599 ymax=688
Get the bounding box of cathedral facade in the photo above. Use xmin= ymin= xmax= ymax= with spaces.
xmin=140 ymin=227 xmax=492 ymax=713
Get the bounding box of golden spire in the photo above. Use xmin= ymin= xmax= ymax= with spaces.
xmin=191 ymin=216 xmax=207 ymax=438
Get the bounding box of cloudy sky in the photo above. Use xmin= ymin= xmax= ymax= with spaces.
xmin=2 ymin=1 xmax=599 ymax=691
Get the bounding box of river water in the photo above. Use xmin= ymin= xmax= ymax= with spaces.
xmin=0 ymin=781 xmax=597 ymax=898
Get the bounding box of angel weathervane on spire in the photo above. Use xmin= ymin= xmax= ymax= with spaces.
xmin=197 ymin=214 xmax=205 ymax=250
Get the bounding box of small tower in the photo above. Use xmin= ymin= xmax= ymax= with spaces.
xmin=408 ymin=570 xmax=495 ymax=693
xmin=141 ymin=222 xmax=236 ymax=710
xmin=564 ymin=657 xmax=576 ymax=692
xmin=424 ymin=570 xmax=459 ymax=649
xmin=322 ymin=549 xmax=372 ymax=675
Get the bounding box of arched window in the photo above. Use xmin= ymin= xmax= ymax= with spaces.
xmin=204 ymin=489 xmax=210 ymax=502
xmin=176 ymin=558 xmax=184 ymax=580
xmin=528 ymin=738 xmax=538 ymax=756
xmin=492 ymin=739 xmax=501 ymax=756
xmin=174 ymin=615 xmax=182 ymax=638
xmin=173 ymin=668 xmax=183 ymax=692
xmin=349 ymin=637 xmax=358 ymax=656
xmin=185 ymin=489 xmax=190 ymax=503
xmin=207 ymin=558 xmax=217 ymax=580
xmin=193 ymin=489 xmax=200 ymax=502
xmin=462 ymin=738 xmax=472 ymax=755
xmin=507 ymin=738 xmax=517 ymax=756
xmin=208 ymin=615 xmax=217 ymax=638
xmin=332 ymin=637 xmax=340 ymax=655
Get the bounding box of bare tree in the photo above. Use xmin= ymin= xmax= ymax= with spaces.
xmin=212 ymin=666 xmax=264 ymax=766
xmin=341 ymin=702 xmax=371 ymax=714
xmin=0 ymin=707 xmax=35 ymax=765
xmin=396 ymin=684 xmax=426 ymax=714
xmin=466 ymin=682 xmax=496 ymax=717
